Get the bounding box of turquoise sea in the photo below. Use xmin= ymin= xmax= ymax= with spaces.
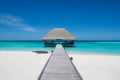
xmin=0 ymin=41 xmax=120 ymax=55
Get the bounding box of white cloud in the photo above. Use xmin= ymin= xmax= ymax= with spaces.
xmin=0 ymin=14 xmax=36 ymax=32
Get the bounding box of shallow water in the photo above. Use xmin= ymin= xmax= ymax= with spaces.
xmin=0 ymin=41 xmax=120 ymax=55
xmin=66 ymin=42 xmax=120 ymax=55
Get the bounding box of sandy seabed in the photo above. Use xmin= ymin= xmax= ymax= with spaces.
xmin=0 ymin=51 xmax=120 ymax=80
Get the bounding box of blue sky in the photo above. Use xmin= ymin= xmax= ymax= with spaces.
xmin=0 ymin=0 xmax=120 ymax=40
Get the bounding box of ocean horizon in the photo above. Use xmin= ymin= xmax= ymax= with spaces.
xmin=0 ymin=40 xmax=120 ymax=55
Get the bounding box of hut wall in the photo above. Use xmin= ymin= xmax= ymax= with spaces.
xmin=43 ymin=40 xmax=74 ymax=47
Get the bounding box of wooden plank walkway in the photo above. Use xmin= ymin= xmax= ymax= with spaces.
xmin=38 ymin=44 xmax=83 ymax=80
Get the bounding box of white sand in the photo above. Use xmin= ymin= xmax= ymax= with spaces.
xmin=0 ymin=51 xmax=50 ymax=80
xmin=70 ymin=53 xmax=120 ymax=80
xmin=0 ymin=51 xmax=120 ymax=80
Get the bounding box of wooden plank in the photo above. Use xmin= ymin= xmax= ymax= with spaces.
xmin=38 ymin=44 xmax=83 ymax=80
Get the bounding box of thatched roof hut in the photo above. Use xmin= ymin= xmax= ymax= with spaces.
xmin=42 ymin=28 xmax=76 ymax=46
xmin=42 ymin=28 xmax=76 ymax=40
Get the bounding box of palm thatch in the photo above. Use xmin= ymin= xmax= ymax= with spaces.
xmin=42 ymin=28 xmax=76 ymax=40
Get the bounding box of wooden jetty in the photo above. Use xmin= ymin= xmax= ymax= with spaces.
xmin=38 ymin=44 xmax=83 ymax=80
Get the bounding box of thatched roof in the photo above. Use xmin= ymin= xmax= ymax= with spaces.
xmin=42 ymin=28 xmax=76 ymax=40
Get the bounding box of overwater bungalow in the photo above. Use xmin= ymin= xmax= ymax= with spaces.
xmin=42 ymin=28 xmax=76 ymax=47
